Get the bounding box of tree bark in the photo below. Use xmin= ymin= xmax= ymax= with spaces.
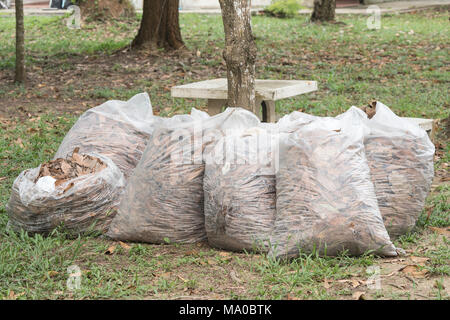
xmin=219 ymin=0 xmax=257 ymax=113
xmin=311 ymin=0 xmax=336 ymax=22
xmin=15 ymin=0 xmax=26 ymax=84
xmin=132 ymin=0 xmax=184 ymax=50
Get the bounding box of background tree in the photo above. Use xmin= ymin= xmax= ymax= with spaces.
xmin=14 ymin=0 xmax=25 ymax=83
xmin=218 ymin=0 xmax=257 ymax=113
xmin=132 ymin=0 xmax=184 ymax=50
xmin=311 ymin=0 xmax=336 ymax=22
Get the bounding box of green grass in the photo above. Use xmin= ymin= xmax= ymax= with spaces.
xmin=0 ymin=10 xmax=449 ymax=299
xmin=0 ymin=11 xmax=449 ymax=119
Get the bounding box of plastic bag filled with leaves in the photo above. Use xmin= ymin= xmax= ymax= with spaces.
xmin=107 ymin=108 xmax=260 ymax=244
xmin=54 ymin=93 xmax=155 ymax=178
xmin=271 ymin=116 xmax=397 ymax=258
xmin=339 ymin=102 xmax=435 ymax=239
xmin=203 ymin=125 xmax=279 ymax=252
xmin=6 ymin=148 xmax=125 ymax=235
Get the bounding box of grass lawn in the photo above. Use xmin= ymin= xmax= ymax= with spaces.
xmin=0 ymin=9 xmax=449 ymax=300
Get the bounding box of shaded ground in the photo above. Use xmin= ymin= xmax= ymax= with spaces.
xmin=0 ymin=9 xmax=448 ymax=300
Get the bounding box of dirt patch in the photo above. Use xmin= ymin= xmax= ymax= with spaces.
xmin=78 ymin=0 xmax=135 ymax=21
xmin=0 ymin=47 xmax=212 ymax=119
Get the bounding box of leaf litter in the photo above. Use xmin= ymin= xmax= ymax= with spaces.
xmin=35 ymin=147 xmax=107 ymax=192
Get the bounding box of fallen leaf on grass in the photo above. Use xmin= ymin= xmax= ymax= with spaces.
xmin=177 ymin=275 xmax=188 ymax=283
xmin=286 ymin=293 xmax=301 ymax=300
xmin=105 ymin=245 xmax=116 ymax=255
xmin=218 ymin=251 xmax=232 ymax=261
xmin=118 ymin=241 xmax=131 ymax=251
xmin=399 ymin=265 xmax=428 ymax=278
xmin=323 ymin=278 xmax=331 ymax=289
xmin=0 ymin=177 xmax=6 ymax=182
xmin=352 ymin=291 xmax=366 ymax=300
xmin=8 ymin=291 xmax=25 ymax=300
xmin=410 ymin=256 xmax=430 ymax=264
xmin=428 ymin=226 xmax=450 ymax=237
xmin=218 ymin=251 xmax=231 ymax=258
xmin=337 ymin=279 xmax=362 ymax=288
xmin=47 ymin=271 xmax=59 ymax=278
xmin=184 ymin=249 xmax=198 ymax=256
xmin=16 ymin=138 xmax=25 ymax=148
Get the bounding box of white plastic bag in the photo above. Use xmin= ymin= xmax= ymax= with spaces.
xmin=339 ymin=103 xmax=435 ymax=238
xmin=107 ymin=108 xmax=260 ymax=244
xmin=204 ymin=125 xmax=278 ymax=252
xmin=271 ymin=116 xmax=397 ymax=258
xmin=54 ymin=93 xmax=156 ymax=178
xmin=7 ymin=154 xmax=125 ymax=235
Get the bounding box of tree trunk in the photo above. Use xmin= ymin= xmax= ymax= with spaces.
xmin=219 ymin=0 xmax=257 ymax=112
xmin=15 ymin=0 xmax=26 ymax=84
xmin=132 ymin=0 xmax=184 ymax=50
xmin=311 ymin=0 xmax=336 ymax=22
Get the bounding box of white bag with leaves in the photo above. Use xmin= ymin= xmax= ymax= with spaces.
xmin=7 ymin=150 xmax=125 ymax=235
xmin=338 ymin=103 xmax=435 ymax=238
xmin=203 ymin=125 xmax=278 ymax=252
xmin=271 ymin=116 xmax=397 ymax=258
xmin=107 ymin=108 xmax=260 ymax=244
xmin=54 ymin=93 xmax=156 ymax=178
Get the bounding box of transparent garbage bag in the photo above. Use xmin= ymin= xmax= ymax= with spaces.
xmin=6 ymin=153 xmax=125 ymax=235
xmin=270 ymin=116 xmax=397 ymax=258
xmin=338 ymin=103 xmax=435 ymax=238
xmin=203 ymin=125 xmax=278 ymax=252
xmin=107 ymin=108 xmax=260 ymax=244
xmin=54 ymin=93 xmax=155 ymax=178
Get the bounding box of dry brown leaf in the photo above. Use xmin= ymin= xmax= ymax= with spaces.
xmin=218 ymin=251 xmax=231 ymax=258
xmin=399 ymin=265 xmax=428 ymax=278
xmin=352 ymin=291 xmax=366 ymax=300
xmin=118 ymin=241 xmax=131 ymax=251
xmin=47 ymin=271 xmax=59 ymax=278
xmin=0 ymin=177 xmax=6 ymax=182
xmin=16 ymin=138 xmax=24 ymax=148
xmin=105 ymin=245 xmax=116 ymax=255
xmin=351 ymin=279 xmax=362 ymax=288
xmin=63 ymin=182 xmax=75 ymax=194
xmin=323 ymin=278 xmax=331 ymax=289
xmin=383 ymin=270 xmax=399 ymax=278
xmin=286 ymin=293 xmax=301 ymax=300
xmin=8 ymin=291 xmax=24 ymax=300
xmin=55 ymin=179 xmax=67 ymax=187
xmin=410 ymin=256 xmax=430 ymax=264
xmin=428 ymin=226 xmax=450 ymax=237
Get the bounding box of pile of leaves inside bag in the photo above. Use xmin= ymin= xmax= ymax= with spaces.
xmin=6 ymin=95 xmax=435 ymax=258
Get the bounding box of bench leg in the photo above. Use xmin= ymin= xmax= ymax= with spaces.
xmin=207 ymin=99 xmax=227 ymax=116
xmin=262 ymin=100 xmax=276 ymax=123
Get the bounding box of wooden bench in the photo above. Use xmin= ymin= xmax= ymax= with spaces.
xmin=171 ymin=78 xmax=318 ymax=122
